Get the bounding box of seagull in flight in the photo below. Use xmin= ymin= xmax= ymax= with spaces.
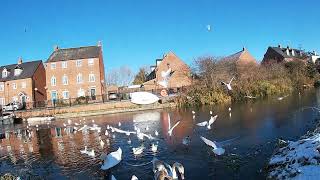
xmin=196 ymin=115 xmax=218 ymax=129
xmin=167 ymin=114 xmax=180 ymax=136
xmin=200 ymin=136 xmax=225 ymax=155
xmin=221 ymin=76 xmax=235 ymax=91
xmin=206 ymin=24 xmax=211 ymax=31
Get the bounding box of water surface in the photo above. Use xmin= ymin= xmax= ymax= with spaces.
xmin=1 ymin=89 xmax=320 ymax=179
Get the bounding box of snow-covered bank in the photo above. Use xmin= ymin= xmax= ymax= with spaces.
xmin=267 ymin=127 xmax=320 ymax=179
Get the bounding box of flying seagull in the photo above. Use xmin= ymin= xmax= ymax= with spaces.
xmin=221 ymin=76 xmax=235 ymax=91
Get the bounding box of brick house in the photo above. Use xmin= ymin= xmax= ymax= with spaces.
xmin=0 ymin=58 xmax=46 ymax=109
xmin=143 ymin=52 xmax=192 ymax=91
xmin=45 ymin=43 xmax=105 ymax=102
xmin=261 ymin=45 xmax=308 ymax=65
xmin=222 ymin=47 xmax=257 ymax=65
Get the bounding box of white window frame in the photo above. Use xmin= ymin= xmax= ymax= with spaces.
xmin=2 ymin=69 xmax=7 ymax=78
xmin=62 ymin=61 xmax=67 ymax=69
xmin=51 ymin=63 xmax=56 ymax=69
xmin=62 ymin=75 xmax=68 ymax=85
xmin=51 ymin=76 xmax=56 ymax=86
xmin=77 ymin=73 xmax=83 ymax=84
xmin=0 ymin=83 xmax=4 ymax=91
xmin=12 ymin=83 xmax=17 ymax=90
xmin=89 ymin=73 xmax=95 ymax=82
xmin=62 ymin=90 xmax=69 ymax=99
xmin=0 ymin=98 xmax=5 ymax=106
xmin=88 ymin=59 xmax=94 ymax=66
xmin=21 ymin=82 xmax=26 ymax=89
xmin=76 ymin=60 xmax=82 ymax=67
xmin=51 ymin=90 xmax=57 ymax=101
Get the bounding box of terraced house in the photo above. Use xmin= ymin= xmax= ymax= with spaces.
xmin=0 ymin=58 xmax=46 ymax=109
xmin=45 ymin=43 xmax=106 ymax=103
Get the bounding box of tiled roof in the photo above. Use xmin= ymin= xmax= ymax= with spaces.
xmin=47 ymin=46 xmax=101 ymax=62
xmin=222 ymin=48 xmax=257 ymax=64
xmin=0 ymin=60 xmax=42 ymax=82
xmin=270 ymin=46 xmax=306 ymax=58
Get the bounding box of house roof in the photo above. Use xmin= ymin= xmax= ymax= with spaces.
xmin=269 ymin=46 xmax=306 ymax=58
xmin=0 ymin=60 xmax=42 ymax=82
xmin=222 ymin=48 xmax=257 ymax=64
xmin=47 ymin=46 xmax=101 ymax=62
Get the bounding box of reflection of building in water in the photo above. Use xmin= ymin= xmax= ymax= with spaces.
xmin=36 ymin=128 xmax=54 ymax=158
xmin=160 ymin=111 xmax=193 ymax=144
xmin=316 ymin=88 xmax=320 ymax=107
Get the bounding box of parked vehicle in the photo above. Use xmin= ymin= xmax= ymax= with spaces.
xmin=108 ymin=93 xmax=118 ymax=100
xmin=2 ymin=102 xmax=23 ymax=112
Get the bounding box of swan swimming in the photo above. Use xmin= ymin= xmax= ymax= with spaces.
xmin=152 ymin=157 xmax=185 ymax=180
xmin=221 ymin=76 xmax=235 ymax=91
xmin=200 ymin=136 xmax=225 ymax=155
xmin=101 ymin=147 xmax=122 ymax=170
xmin=196 ymin=115 xmax=218 ymax=129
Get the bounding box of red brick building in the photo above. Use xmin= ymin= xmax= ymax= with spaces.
xmin=261 ymin=45 xmax=308 ymax=65
xmin=143 ymin=52 xmax=192 ymax=91
xmin=0 ymin=58 xmax=46 ymax=108
xmin=45 ymin=43 xmax=105 ymax=102
xmin=222 ymin=47 xmax=257 ymax=65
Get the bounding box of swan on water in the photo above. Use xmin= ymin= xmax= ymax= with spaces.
xmin=221 ymin=76 xmax=235 ymax=91
xmin=200 ymin=136 xmax=225 ymax=155
xmin=101 ymin=147 xmax=122 ymax=170
xmin=132 ymin=145 xmax=145 ymax=155
xmin=196 ymin=115 xmax=218 ymax=129
xmin=152 ymin=157 xmax=185 ymax=180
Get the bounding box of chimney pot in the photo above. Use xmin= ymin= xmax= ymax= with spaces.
xmin=243 ymin=47 xmax=246 ymax=51
xmin=278 ymin=44 xmax=281 ymax=48
xmin=54 ymin=45 xmax=59 ymax=51
xmin=97 ymin=41 xmax=102 ymax=47
xmin=18 ymin=57 xmax=23 ymax=64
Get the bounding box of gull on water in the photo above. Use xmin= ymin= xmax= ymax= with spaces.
xmin=200 ymin=136 xmax=225 ymax=155
xmin=196 ymin=115 xmax=218 ymax=129
xmin=151 ymin=143 xmax=158 ymax=153
xmin=132 ymin=145 xmax=144 ymax=155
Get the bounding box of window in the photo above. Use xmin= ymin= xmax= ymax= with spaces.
xmin=0 ymin=98 xmax=5 ymax=106
xmin=89 ymin=73 xmax=95 ymax=82
xmin=12 ymin=83 xmax=17 ymax=89
xmin=76 ymin=60 xmax=82 ymax=67
xmin=77 ymin=88 xmax=85 ymax=97
xmin=62 ymin=61 xmax=67 ymax=68
xmin=51 ymin=76 xmax=56 ymax=86
xmin=62 ymin=91 xmax=69 ymax=99
xmin=76 ymin=73 xmax=83 ymax=84
xmin=21 ymin=82 xmax=26 ymax=89
xmin=88 ymin=59 xmax=94 ymax=66
xmin=0 ymin=83 xmax=4 ymax=91
xmin=2 ymin=69 xmax=7 ymax=78
xmin=14 ymin=69 xmax=22 ymax=76
xmin=62 ymin=75 xmax=68 ymax=85
xmin=51 ymin=91 xmax=57 ymax=101
xmin=51 ymin=63 xmax=56 ymax=69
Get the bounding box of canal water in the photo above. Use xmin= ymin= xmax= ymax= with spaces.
xmin=1 ymin=89 xmax=320 ymax=179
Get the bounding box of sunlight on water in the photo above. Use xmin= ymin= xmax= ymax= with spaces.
xmin=1 ymin=90 xmax=320 ymax=179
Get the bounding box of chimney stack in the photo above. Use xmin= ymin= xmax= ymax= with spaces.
xmin=97 ymin=41 xmax=102 ymax=47
xmin=278 ymin=44 xmax=281 ymax=48
xmin=18 ymin=57 xmax=23 ymax=64
xmin=54 ymin=45 xmax=59 ymax=51
xmin=242 ymin=47 xmax=246 ymax=51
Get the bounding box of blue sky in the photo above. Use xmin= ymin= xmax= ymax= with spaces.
xmin=0 ymin=0 xmax=319 ymax=73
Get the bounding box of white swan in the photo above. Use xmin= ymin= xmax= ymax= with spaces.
xmin=200 ymin=136 xmax=225 ymax=155
xmin=152 ymin=157 xmax=185 ymax=180
xmin=151 ymin=143 xmax=158 ymax=153
xmin=196 ymin=115 xmax=218 ymax=129
xmin=221 ymin=76 xmax=235 ymax=91
xmin=132 ymin=145 xmax=144 ymax=155
xmin=101 ymin=147 xmax=122 ymax=170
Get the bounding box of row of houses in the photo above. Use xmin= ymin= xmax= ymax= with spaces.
xmin=0 ymin=43 xmax=318 ymax=109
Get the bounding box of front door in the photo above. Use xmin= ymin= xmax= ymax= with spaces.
xmin=90 ymin=88 xmax=96 ymax=100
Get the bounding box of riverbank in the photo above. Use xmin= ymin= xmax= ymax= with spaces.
xmin=14 ymin=100 xmax=176 ymax=119
xmin=267 ymin=117 xmax=320 ymax=179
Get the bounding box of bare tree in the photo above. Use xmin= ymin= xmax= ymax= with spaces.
xmin=106 ymin=66 xmax=134 ymax=86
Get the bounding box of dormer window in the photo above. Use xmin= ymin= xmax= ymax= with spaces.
xmin=14 ymin=65 xmax=23 ymax=76
xmin=2 ymin=68 xmax=8 ymax=78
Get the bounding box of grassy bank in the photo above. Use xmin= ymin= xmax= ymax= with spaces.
xmin=177 ymin=57 xmax=319 ymax=107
